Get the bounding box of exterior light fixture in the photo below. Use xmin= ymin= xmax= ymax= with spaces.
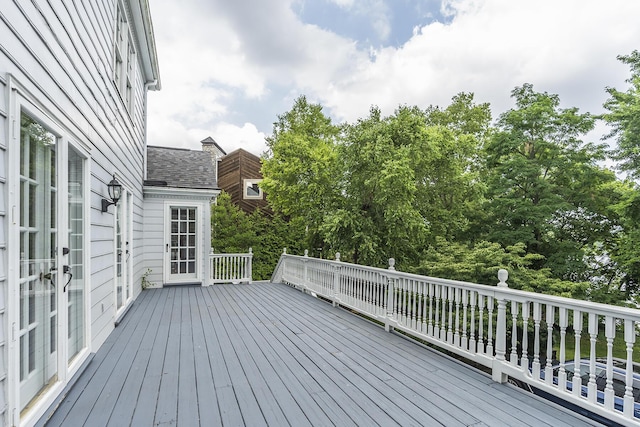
xmin=101 ymin=174 xmax=123 ymax=212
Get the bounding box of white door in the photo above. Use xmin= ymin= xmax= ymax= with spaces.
xmin=166 ymin=206 xmax=199 ymax=284
xmin=18 ymin=112 xmax=58 ymax=409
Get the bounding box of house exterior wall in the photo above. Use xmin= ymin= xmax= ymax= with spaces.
xmin=0 ymin=1 xmax=159 ymax=425
xmin=143 ymin=188 xmax=215 ymax=287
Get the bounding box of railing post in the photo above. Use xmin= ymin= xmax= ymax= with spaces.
xmin=247 ymin=247 xmax=253 ymax=284
xmin=209 ymin=248 xmax=214 ymax=286
xmin=303 ymin=249 xmax=309 ymax=288
xmin=385 ymin=258 xmax=396 ymax=332
xmin=492 ymin=269 xmax=508 ymax=383
xmin=332 ymin=253 xmax=341 ymax=307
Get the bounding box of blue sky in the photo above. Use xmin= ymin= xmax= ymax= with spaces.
xmin=148 ymin=0 xmax=640 ymax=156
xmin=293 ymin=0 xmax=447 ymax=49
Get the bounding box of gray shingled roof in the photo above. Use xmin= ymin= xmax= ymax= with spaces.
xmin=146 ymin=145 xmax=217 ymax=189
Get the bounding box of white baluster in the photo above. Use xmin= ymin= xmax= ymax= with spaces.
xmin=447 ymin=287 xmax=454 ymax=344
xmin=487 ymin=296 xmax=495 ymax=356
xmin=433 ymin=285 xmax=441 ymax=339
xmin=604 ymin=316 xmax=615 ymax=410
xmin=624 ymin=319 xmax=636 ymax=418
xmin=428 ymin=283 xmax=434 ymax=337
xmin=558 ymin=307 xmax=568 ymax=392
xmin=470 ymin=291 xmax=477 ymax=353
xmin=454 ymin=288 xmax=461 ymax=348
xmin=440 ymin=286 xmax=447 ymax=341
xmin=478 ymin=295 xmax=485 ymax=354
xmin=587 ymin=313 xmax=598 ymax=403
xmin=510 ymin=301 xmax=519 ymax=366
xmin=532 ymin=302 xmax=542 ymax=380
xmin=545 ymin=305 xmax=555 ymax=385
xmin=461 ymin=289 xmax=469 ymax=351
xmin=521 ymin=302 xmax=530 ymax=371
xmin=572 ymin=310 xmax=583 ymax=397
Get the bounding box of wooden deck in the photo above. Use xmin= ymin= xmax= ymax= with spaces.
xmin=39 ymin=282 xmax=600 ymax=426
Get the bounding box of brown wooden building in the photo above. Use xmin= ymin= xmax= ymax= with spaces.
xmin=217 ymin=148 xmax=268 ymax=213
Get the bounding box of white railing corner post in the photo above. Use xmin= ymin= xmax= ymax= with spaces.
xmin=332 ymin=253 xmax=341 ymax=307
xmin=247 ymin=247 xmax=253 ymax=284
xmin=492 ymin=269 xmax=509 ymax=383
xmin=385 ymin=258 xmax=396 ymax=332
xmin=303 ymin=249 xmax=309 ymax=288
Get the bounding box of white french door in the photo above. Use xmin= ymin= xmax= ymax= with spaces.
xmin=165 ymin=206 xmax=199 ymax=284
xmin=17 ymin=110 xmax=88 ymax=413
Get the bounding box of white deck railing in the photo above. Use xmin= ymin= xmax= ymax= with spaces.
xmin=271 ymin=250 xmax=640 ymax=426
xmin=209 ymin=249 xmax=252 ymax=284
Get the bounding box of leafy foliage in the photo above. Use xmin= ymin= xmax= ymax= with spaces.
xmin=211 ymin=192 xmax=305 ymax=280
xmin=412 ymin=238 xmax=588 ymax=298
xmin=249 ymin=56 xmax=640 ymax=305
xmin=604 ymin=50 xmax=640 ymax=179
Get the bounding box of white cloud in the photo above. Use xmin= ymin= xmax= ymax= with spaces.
xmin=148 ymin=0 xmax=640 ymax=157
xmin=206 ymin=123 xmax=267 ymax=156
xmin=327 ymin=0 xmax=355 ymax=8
xmin=309 ymin=0 xmax=640 ymax=127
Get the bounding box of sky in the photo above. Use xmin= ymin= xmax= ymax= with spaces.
xmin=147 ymin=0 xmax=640 ymax=157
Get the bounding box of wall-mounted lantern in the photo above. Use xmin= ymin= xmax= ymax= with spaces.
xmin=101 ymin=174 xmax=123 ymax=212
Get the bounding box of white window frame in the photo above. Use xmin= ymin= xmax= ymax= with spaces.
xmin=113 ymin=1 xmax=136 ymax=111
xmin=243 ymin=178 xmax=263 ymax=200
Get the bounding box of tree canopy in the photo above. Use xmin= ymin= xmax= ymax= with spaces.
xmin=216 ymin=51 xmax=640 ymax=305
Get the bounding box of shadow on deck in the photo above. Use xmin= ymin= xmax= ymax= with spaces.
xmin=39 ymin=282 xmax=599 ymax=426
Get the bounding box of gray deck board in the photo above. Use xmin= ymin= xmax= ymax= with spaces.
xmin=40 ymin=282 xmax=602 ymax=427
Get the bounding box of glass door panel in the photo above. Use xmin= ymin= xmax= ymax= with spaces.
xmin=115 ymin=190 xmax=131 ymax=313
xmin=115 ymin=201 xmax=123 ymax=310
xmin=67 ymin=147 xmax=85 ymax=363
xmin=19 ymin=113 xmax=58 ymax=411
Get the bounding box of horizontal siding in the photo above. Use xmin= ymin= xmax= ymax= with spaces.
xmin=143 ymin=198 xmax=164 ymax=287
xmin=1 ymin=0 xmax=157 ymax=423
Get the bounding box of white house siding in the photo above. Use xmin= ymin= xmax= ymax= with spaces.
xmin=141 ymin=193 xmax=164 ymax=287
xmin=143 ymin=188 xmax=215 ymax=287
xmin=0 ymin=1 xmax=159 ymax=425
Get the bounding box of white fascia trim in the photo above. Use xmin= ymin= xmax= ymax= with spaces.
xmin=143 ymin=186 xmax=220 ymax=199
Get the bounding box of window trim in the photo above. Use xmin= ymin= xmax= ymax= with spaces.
xmin=113 ymin=1 xmax=136 ymax=111
xmin=243 ymin=179 xmax=263 ymax=200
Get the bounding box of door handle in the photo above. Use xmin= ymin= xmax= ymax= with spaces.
xmin=63 ymin=265 xmax=73 ymax=292
xmin=166 ymin=243 xmax=169 ymax=253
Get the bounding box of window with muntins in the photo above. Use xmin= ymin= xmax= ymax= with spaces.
xmin=114 ymin=2 xmax=135 ymax=111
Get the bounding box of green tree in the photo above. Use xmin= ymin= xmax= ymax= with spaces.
xmin=211 ymin=192 xmax=306 ymax=280
xmin=604 ymin=50 xmax=640 ymax=178
xmin=483 ymin=84 xmax=617 ymax=282
xmin=413 ymin=237 xmax=588 ymax=299
xmin=261 ymin=96 xmax=340 ymax=251
xmin=211 ymin=192 xmax=256 ymax=253
xmin=602 ymin=51 xmax=640 ymax=299
xmin=249 ymin=210 xmax=306 ymax=280
xmin=419 ymin=93 xmax=491 ymax=241
xmin=323 ymin=106 xmax=426 ymax=267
